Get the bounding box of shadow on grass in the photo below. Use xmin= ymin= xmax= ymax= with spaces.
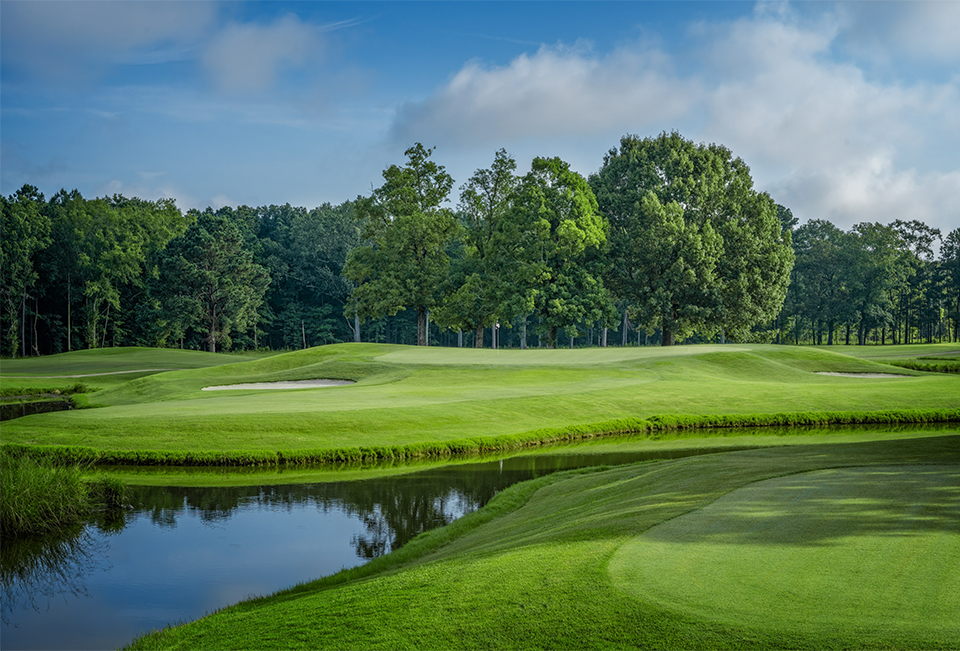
xmin=640 ymin=463 xmax=960 ymax=546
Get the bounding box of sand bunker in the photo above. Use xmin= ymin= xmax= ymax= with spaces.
xmin=202 ymin=379 xmax=354 ymax=391
xmin=814 ymin=372 xmax=912 ymax=378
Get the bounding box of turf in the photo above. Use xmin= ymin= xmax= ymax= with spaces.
xmin=126 ymin=434 xmax=960 ymax=650
xmin=2 ymin=343 xmax=958 ymax=461
xmin=0 ymin=347 xmax=270 ymax=394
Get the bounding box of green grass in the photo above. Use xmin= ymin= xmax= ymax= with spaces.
xmin=126 ymin=434 xmax=960 ymax=650
xmin=0 ymin=347 xmax=272 ymax=394
xmin=0 ymin=448 xmax=126 ymax=538
xmin=2 ymin=343 xmax=958 ymax=464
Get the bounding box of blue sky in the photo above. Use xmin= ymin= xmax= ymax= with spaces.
xmin=2 ymin=1 xmax=959 ymax=234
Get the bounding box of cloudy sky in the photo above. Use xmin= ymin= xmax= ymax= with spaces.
xmin=2 ymin=1 xmax=958 ymax=233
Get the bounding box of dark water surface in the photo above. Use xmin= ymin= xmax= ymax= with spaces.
xmin=1 ymin=427 xmax=952 ymax=650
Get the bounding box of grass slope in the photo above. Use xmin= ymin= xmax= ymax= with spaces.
xmin=127 ymin=434 xmax=960 ymax=650
xmin=0 ymin=347 xmax=271 ymax=394
xmin=2 ymin=343 xmax=958 ymax=463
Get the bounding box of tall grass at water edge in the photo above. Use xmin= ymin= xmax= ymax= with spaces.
xmin=0 ymin=449 xmax=126 ymax=539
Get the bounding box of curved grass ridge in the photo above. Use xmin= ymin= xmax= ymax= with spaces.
xmin=6 ymin=407 xmax=959 ymax=467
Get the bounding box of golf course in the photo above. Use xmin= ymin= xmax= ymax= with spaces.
xmin=2 ymin=343 xmax=958 ymax=649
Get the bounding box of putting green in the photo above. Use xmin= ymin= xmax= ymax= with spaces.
xmin=609 ymin=465 xmax=960 ymax=639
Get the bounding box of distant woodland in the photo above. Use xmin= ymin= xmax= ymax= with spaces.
xmin=3 ymin=132 xmax=959 ymax=357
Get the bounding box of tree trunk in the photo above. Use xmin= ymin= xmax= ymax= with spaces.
xmin=475 ymin=325 xmax=483 ymax=348
xmin=661 ymin=324 xmax=675 ymax=346
xmin=569 ymin=335 xmax=574 ymax=349
xmin=521 ymin=317 xmax=527 ymax=349
xmin=601 ymin=327 xmax=608 ymax=347
xmin=546 ymin=326 xmax=556 ymax=349
xmin=21 ymin=287 xmax=27 ymax=358
xmin=354 ymin=314 xmax=361 ymax=343
xmin=621 ymin=310 xmax=628 ymax=347
xmin=425 ymin=311 xmax=431 ymax=347
xmin=457 ymin=329 xmax=463 ymax=347
xmin=67 ymin=283 xmax=72 ymax=352
xmin=417 ymin=307 xmax=427 ymax=346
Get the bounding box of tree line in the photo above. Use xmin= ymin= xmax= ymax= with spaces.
xmin=3 ymin=132 xmax=958 ymax=357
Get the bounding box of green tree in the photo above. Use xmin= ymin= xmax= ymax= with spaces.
xmin=1 ymin=186 xmax=51 ymax=357
xmin=846 ymin=222 xmax=904 ymax=345
xmin=433 ymin=149 xmax=519 ymax=348
xmin=344 ymin=144 xmax=458 ymax=346
xmin=161 ymin=208 xmax=270 ymax=353
xmin=941 ymin=228 xmax=960 ymax=342
xmin=508 ymin=156 xmax=611 ymax=348
xmin=591 ymin=131 xmax=793 ymax=345
xmin=789 ymin=220 xmax=853 ymax=345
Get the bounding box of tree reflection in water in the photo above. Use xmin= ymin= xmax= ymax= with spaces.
xmin=1 ymin=519 xmax=117 ymax=626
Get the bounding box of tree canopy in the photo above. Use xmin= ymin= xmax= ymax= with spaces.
xmin=590 ymin=131 xmax=794 ymax=345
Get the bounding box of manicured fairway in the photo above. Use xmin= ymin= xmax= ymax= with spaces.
xmin=3 ymin=343 xmax=958 ymax=462
xmin=610 ymin=465 xmax=960 ymax=641
xmin=0 ymin=347 xmax=269 ymax=393
xmin=126 ymin=434 xmax=960 ymax=650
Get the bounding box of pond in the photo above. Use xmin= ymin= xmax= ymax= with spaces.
xmin=1 ymin=425 xmax=951 ymax=650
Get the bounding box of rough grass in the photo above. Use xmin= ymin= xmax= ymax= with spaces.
xmin=0 ymin=449 xmax=126 ymax=538
xmin=125 ymin=434 xmax=960 ymax=650
xmin=2 ymin=343 xmax=958 ymax=464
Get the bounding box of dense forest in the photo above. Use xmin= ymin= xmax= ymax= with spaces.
xmin=3 ymin=132 xmax=958 ymax=357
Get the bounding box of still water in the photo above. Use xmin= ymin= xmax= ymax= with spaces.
xmin=1 ymin=446 xmax=721 ymax=650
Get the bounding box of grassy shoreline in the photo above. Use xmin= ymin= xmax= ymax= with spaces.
xmin=4 ymin=406 xmax=959 ymax=467
xmin=126 ymin=434 xmax=960 ymax=650
xmin=0 ymin=448 xmax=126 ymax=539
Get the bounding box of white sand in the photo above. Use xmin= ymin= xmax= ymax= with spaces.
xmin=814 ymin=372 xmax=912 ymax=378
xmin=202 ymin=379 xmax=354 ymax=391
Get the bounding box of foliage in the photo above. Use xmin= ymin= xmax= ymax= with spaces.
xmin=0 ymin=186 xmax=51 ymax=357
xmin=2 ymin=135 xmax=957 ymax=355
xmin=159 ymin=208 xmax=270 ymax=352
xmin=591 ymin=131 xmax=794 ymax=345
xmin=432 ymin=149 xmax=520 ymax=347
xmin=344 ymin=144 xmax=459 ymax=346
xmin=508 ymin=156 xmax=613 ymax=347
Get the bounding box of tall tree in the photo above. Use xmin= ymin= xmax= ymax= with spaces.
xmin=591 ymin=131 xmax=793 ymax=345
xmin=1 ymin=186 xmax=51 ymax=357
xmin=789 ymin=220 xmax=853 ymax=345
xmin=846 ymin=222 xmax=904 ymax=345
xmin=344 ymin=144 xmax=458 ymax=346
xmin=161 ymin=208 xmax=270 ymax=353
xmin=508 ymin=156 xmax=612 ymax=348
xmin=941 ymin=228 xmax=960 ymax=342
xmin=433 ymin=149 xmax=519 ymax=347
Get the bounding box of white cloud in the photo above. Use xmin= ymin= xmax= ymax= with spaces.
xmin=837 ymin=0 xmax=960 ymax=64
xmin=390 ymin=5 xmax=960 ymax=233
xmin=392 ymin=42 xmax=698 ymax=145
xmin=201 ymin=14 xmax=322 ymax=93
xmin=699 ymin=12 xmax=960 ymax=233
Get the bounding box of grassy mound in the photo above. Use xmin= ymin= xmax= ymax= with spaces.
xmin=126 ymin=434 xmax=960 ymax=650
xmin=3 ymin=343 xmax=958 ymax=465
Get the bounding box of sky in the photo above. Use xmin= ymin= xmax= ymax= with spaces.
xmin=2 ymin=0 xmax=959 ymax=235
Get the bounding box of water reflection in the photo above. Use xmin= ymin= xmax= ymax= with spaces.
xmin=0 ymin=400 xmax=73 ymax=421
